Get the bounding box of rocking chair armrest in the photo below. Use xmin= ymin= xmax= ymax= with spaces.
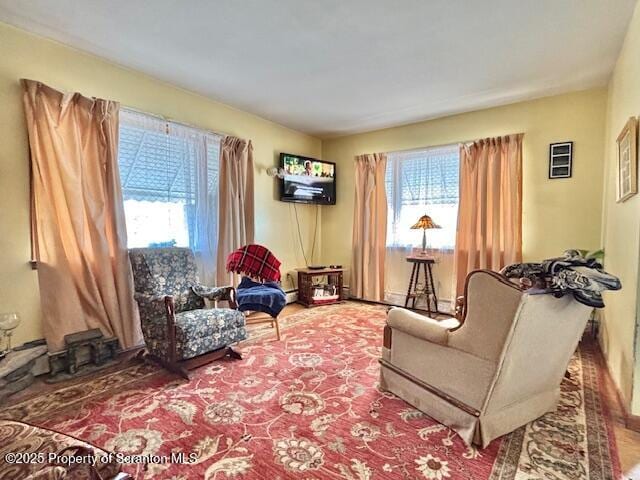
xmin=133 ymin=293 xmax=179 ymax=363
xmin=163 ymin=295 xmax=178 ymax=364
xmin=134 ymin=292 xmax=167 ymax=304
xmin=134 ymin=293 xmax=175 ymax=320
xmin=192 ymin=285 xmax=238 ymax=309
xmin=227 ymin=287 xmax=238 ymax=309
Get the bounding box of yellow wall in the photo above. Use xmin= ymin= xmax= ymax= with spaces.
xmin=1 ymin=18 xmax=634 ymax=409
xmin=0 ymin=22 xmax=321 ymax=348
xmin=600 ymin=0 xmax=640 ymax=415
xmin=322 ymin=89 xmax=608 ymax=293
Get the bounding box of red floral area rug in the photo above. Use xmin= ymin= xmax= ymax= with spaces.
xmin=2 ymin=303 xmax=620 ymax=479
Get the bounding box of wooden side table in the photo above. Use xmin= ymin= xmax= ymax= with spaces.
xmin=404 ymin=256 xmax=438 ymax=315
xmin=297 ymin=267 xmax=344 ymax=307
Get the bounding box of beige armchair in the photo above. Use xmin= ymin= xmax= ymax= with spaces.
xmin=379 ymin=269 xmax=591 ymax=447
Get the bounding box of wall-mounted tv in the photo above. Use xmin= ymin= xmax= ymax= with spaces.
xmin=279 ymin=153 xmax=336 ymax=205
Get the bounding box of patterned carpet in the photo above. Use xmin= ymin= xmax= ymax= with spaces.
xmin=1 ymin=303 xmax=621 ymax=479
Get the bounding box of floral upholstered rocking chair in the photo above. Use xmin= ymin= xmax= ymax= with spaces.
xmin=129 ymin=247 xmax=247 ymax=379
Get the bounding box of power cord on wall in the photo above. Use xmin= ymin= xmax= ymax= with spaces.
xmin=292 ymin=203 xmax=319 ymax=267
xmin=311 ymin=205 xmax=318 ymax=262
xmin=286 ymin=272 xmax=296 ymax=290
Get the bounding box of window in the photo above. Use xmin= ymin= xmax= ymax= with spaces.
xmin=385 ymin=145 xmax=459 ymax=250
xmin=118 ymin=109 xmax=221 ymax=282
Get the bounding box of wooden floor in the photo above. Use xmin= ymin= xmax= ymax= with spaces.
xmin=4 ymin=302 xmax=639 ymax=475
xmin=599 ymin=353 xmax=640 ymax=478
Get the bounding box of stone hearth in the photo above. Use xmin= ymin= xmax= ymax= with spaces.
xmin=0 ymin=346 xmax=48 ymax=402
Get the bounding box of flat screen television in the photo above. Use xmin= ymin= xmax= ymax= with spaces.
xmin=279 ymin=153 xmax=336 ymax=205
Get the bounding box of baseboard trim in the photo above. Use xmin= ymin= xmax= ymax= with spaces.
xmin=595 ymin=340 xmax=640 ymax=433
xmin=347 ymin=296 xmax=456 ymax=318
xmin=626 ymin=412 xmax=640 ymax=432
xmin=384 ymin=290 xmax=453 ymax=312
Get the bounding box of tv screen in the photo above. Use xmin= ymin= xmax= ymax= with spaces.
xmin=280 ymin=153 xmax=336 ymax=205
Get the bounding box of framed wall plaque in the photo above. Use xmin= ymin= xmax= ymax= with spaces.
xmin=616 ymin=117 xmax=638 ymax=203
xmin=549 ymin=142 xmax=573 ymax=179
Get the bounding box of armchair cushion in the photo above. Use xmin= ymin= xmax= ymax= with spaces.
xmin=145 ymin=308 xmax=246 ymax=360
xmin=175 ymin=309 xmax=245 ymax=340
xmin=387 ymin=308 xmax=459 ymax=345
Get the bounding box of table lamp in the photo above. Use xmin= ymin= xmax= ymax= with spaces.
xmin=410 ymin=214 xmax=441 ymax=252
xmin=0 ymin=312 xmax=20 ymax=360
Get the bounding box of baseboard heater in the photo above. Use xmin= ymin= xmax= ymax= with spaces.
xmin=284 ymin=289 xmax=298 ymax=304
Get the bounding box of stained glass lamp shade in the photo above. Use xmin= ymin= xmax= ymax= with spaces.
xmin=410 ymin=215 xmax=441 ymax=251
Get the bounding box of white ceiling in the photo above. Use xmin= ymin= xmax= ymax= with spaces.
xmin=0 ymin=0 xmax=635 ymax=137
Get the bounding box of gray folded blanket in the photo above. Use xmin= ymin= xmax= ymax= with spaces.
xmin=501 ymin=249 xmax=621 ymax=308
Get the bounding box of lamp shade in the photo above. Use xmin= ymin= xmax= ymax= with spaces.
xmin=410 ymin=215 xmax=441 ymax=230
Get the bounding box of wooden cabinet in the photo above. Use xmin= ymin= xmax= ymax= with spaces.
xmin=296 ymin=268 xmax=344 ymax=307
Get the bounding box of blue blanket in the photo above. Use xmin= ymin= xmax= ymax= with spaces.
xmin=236 ymin=276 xmax=287 ymax=317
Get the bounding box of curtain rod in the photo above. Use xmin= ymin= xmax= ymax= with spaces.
xmin=386 ymin=133 xmax=525 ymax=156
xmin=121 ymin=105 xmax=233 ymax=138
xmin=388 ymin=141 xmax=462 ymax=155
xmin=17 ymin=79 xmax=232 ymax=139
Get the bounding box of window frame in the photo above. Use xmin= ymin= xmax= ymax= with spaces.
xmin=117 ymin=108 xmax=222 ymax=251
xmin=385 ymin=144 xmax=460 ymax=252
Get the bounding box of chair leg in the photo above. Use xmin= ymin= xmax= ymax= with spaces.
xmin=140 ymin=346 xmax=244 ymax=380
xmin=142 ymin=352 xmax=190 ymax=380
xmin=228 ymin=346 xmax=243 ymax=360
xmin=168 ymin=362 xmax=190 ymax=380
xmin=274 ymin=316 xmax=281 ymax=341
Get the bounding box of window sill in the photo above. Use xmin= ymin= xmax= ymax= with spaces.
xmin=386 ymin=245 xmax=455 ymax=254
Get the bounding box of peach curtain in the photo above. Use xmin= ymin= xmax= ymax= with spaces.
xmin=216 ymin=136 xmax=255 ymax=286
xmin=454 ymin=134 xmax=523 ymax=297
xmin=351 ymin=153 xmax=388 ymax=301
xmin=22 ymin=79 xmax=143 ymax=352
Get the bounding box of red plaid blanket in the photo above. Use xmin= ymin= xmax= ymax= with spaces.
xmin=226 ymin=244 xmax=281 ymax=282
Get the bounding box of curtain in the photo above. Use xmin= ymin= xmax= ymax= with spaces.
xmin=454 ymin=134 xmax=523 ymax=297
xmin=118 ymin=109 xmax=221 ymax=285
xmin=351 ymin=153 xmax=388 ymax=301
xmin=216 ymin=136 xmax=255 ymax=286
xmin=22 ymin=79 xmax=143 ymax=352
xmin=193 ymin=133 xmax=221 ymax=286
